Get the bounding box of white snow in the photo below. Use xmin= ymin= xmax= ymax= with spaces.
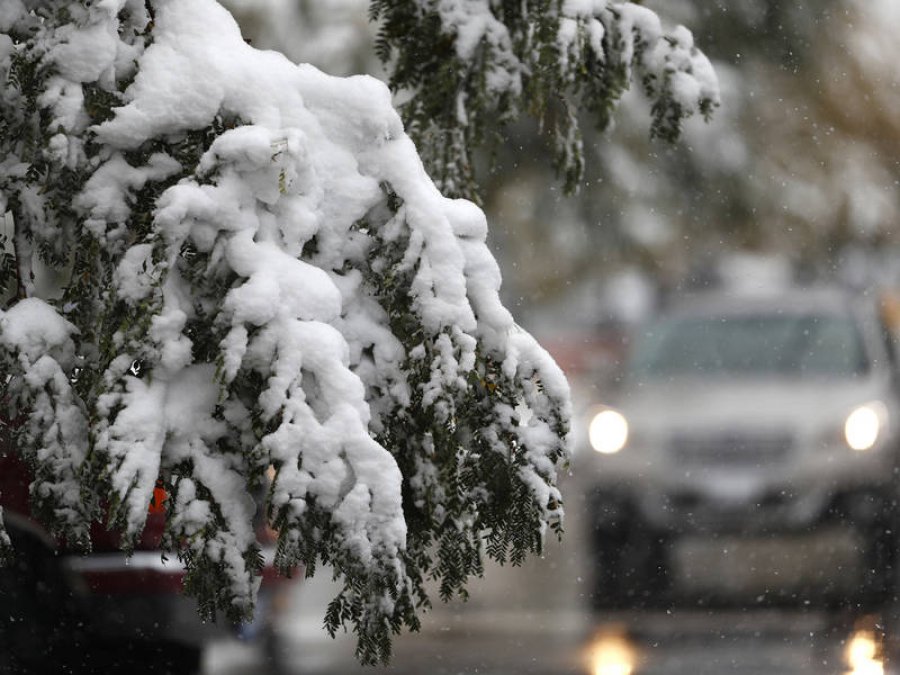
xmin=53 ymin=21 xmax=120 ymax=84
xmin=0 ymin=299 xmax=88 ymax=539
xmin=0 ymin=2 xmax=26 ymax=34
xmin=0 ymin=298 xmax=77 ymax=363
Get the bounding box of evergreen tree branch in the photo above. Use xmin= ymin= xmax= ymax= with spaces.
xmin=372 ymin=0 xmax=720 ymax=201
xmin=0 ymin=0 xmax=571 ymax=663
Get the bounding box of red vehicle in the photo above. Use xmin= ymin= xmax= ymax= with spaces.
xmin=0 ymin=428 xmax=291 ymax=673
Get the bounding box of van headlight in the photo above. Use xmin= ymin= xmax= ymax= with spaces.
xmin=844 ymin=402 xmax=887 ymax=452
xmin=589 ymin=409 xmax=629 ymax=455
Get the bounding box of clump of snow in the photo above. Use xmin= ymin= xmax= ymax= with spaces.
xmin=0 ymin=299 xmax=89 ymax=543
xmin=0 ymin=298 xmax=77 ymax=364
xmin=0 ymin=2 xmax=26 ymax=34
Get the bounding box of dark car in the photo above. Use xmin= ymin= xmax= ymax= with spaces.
xmin=0 ymin=509 xmax=202 ymax=675
xmin=0 ymin=427 xmax=291 ymax=673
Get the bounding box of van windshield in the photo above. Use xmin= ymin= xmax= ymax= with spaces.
xmin=629 ymin=313 xmax=870 ymax=378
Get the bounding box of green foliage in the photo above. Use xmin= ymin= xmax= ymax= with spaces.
xmin=371 ymin=0 xmax=719 ymax=200
xmin=352 ymin=184 xmax=566 ymax=610
xmin=0 ymin=528 xmax=10 ymax=566
xmin=0 ymin=236 xmax=15 ymax=298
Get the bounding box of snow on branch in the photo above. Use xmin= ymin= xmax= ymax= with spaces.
xmin=0 ymin=0 xmax=570 ymax=662
xmin=372 ymin=0 xmax=720 ymax=199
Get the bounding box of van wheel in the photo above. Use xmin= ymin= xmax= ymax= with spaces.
xmin=859 ymin=522 xmax=899 ymax=609
xmin=590 ymin=524 xmax=670 ymax=611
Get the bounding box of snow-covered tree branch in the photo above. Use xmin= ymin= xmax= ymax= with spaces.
xmin=372 ymin=0 xmax=720 ymax=199
xmin=0 ymin=0 xmax=569 ymax=663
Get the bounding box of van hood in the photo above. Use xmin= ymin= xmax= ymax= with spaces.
xmin=614 ymin=376 xmax=892 ymax=436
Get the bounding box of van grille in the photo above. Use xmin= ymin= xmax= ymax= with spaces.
xmin=669 ymin=431 xmax=793 ymax=467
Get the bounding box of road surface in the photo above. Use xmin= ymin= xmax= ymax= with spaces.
xmin=205 ymin=485 xmax=898 ymax=675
